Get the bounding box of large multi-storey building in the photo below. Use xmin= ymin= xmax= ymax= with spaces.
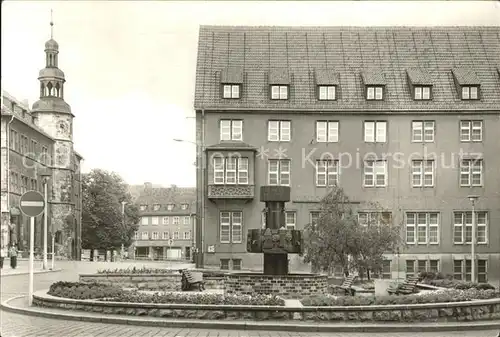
xmin=194 ymin=26 xmax=500 ymax=282
xmin=132 ymin=183 xmax=196 ymax=261
xmin=0 ymin=25 xmax=83 ymax=259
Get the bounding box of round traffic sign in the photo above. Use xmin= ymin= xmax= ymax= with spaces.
xmin=19 ymin=190 xmax=45 ymax=217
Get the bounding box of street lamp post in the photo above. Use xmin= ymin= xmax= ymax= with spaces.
xmin=40 ymin=174 xmax=51 ymax=270
xmin=121 ymin=201 xmax=127 ymax=260
xmin=468 ymin=195 xmax=479 ymax=283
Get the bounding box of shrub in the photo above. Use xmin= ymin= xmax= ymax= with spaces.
xmin=97 ymin=267 xmax=176 ymax=274
xmin=423 ymin=278 xmax=496 ymax=291
xmin=48 ymin=281 xmax=123 ymax=300
xmin=300 ymin=288 xmax=499 ymax=306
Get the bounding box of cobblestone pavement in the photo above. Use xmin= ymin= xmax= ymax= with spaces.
xmin=1 ymin=261 xmax=499 ymax=337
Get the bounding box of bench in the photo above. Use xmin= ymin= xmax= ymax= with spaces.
xmin=179 ymin=269 xmax=205 ymax=291
xmin=336 ymin=274 xmax=357 ymax=296
xmin=387 ymin=275 xmax=420 ymax=295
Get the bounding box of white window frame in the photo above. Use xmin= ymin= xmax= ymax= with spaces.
xmin=219 ymin=211 xmax=243 ymax=244
xmin=411 ymin=160 xmax=434 ymax=187
xmin=414 ymin=86 xmax=431 ymax=100
xmin=140 ymin=205 xmax=147 ymax=211
xmin=363 ymin=160 xmax=387 ymax=187
xmin=316 ymin=121 xmax=339 ymax=143
xmin=213 ymin=157 xmax=225 ymax=184
xmin=268 ymin=120 xmax=291 ymax=142
xmin=152 ymin=217 xmax=159 ymax=225
xmin=167 ymin=204 xmax=174 ymax=211
xmin=364 ymin=121 xmax=386 ymax=143
xmin=453 ymin=211 xmax=488 ymax=244
xmin=315 ymin=160 xmax=339 ymax=187
xmin=173 ymin=231 xmax=179 ymax=239
xmin=460 ymin=120 xmax=482 ymax=142
xmin=271 ymin=85 xmax=288 ymax=100
xmin=183 ymin=216 xmax=190 ymax=224
xmin=141 ymin=231 xmax=149 ymax=240
xmin=162 ymin=217 xmax=169 ymax=225
xmin=460 ymin=159 xmax=483 ymax=187
xmin=268 ymin=159 xmax=290 ymax=186
xmin=358 ymin=212 xmax=392 ymax=227
xmin=173 ymin=216 xmax=180 ymax=225
xmin=225 ymin=157 xmax=237 ymax=184
xmin=213 ymin=157 xmax=249 ymax=185
xmin=134 ymin=231 xmax=139 ymax=240
xmin=220 ymin=119 xmax=243 ymax=141
xmin=318 ymin=85 xmax=336 ymax=100
xmin=366 ymin=86 xmax=384 ymax=100
xmin=285 ymin=211 xmax=296 ymax=230
xmin=153 ymin=204 xmax=160 ymax=211
xmin=406 ymin=212 xmax=439 ymax=245
xmin=461 ymin=86 xmax=479 ymax=100
xmin=222 ymin=84 xmax=240 ymax=99
xmin=411 ymin=121 xmax=435 ymax=142
xmin=310 ymin=212 xmax=320 ymax=226
xmin=152 ymin=231 xmax=159 ymax=240
xmin=181 ymin=204 xmax=188 ymax=210
xmin=183 ymin=231 xmax=191 ymax=240
xmin=162 ymin=231 xmax=169 ymax=240
xmin=141 ymin=217 xmax=148 ymax=225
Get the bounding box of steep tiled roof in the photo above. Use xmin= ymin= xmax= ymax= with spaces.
xmin=134 ymin=186 xmax=196 ymax=214
xmin=194 ymin=26 xmax=500 ymax=112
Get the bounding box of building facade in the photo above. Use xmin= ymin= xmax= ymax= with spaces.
xmin=132 ymin=183 xmax=196 ymax=261
xmin=0 ymin=29 xmax=83 ymax=259
xmin=194 ymin=26 xmax=500 ymax=282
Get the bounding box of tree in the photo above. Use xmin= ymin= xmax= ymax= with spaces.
xmin=302 ymin=186 xmax=402 ymax=279
xmin=81 ymin=169 xmax=140 ymax=250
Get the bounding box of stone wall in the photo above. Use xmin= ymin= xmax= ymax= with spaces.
xmin=224 ymin=273 xmax=328 ymax=299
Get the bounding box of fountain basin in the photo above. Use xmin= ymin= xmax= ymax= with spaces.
xmin=224 ymin=272 xmax=328 ymax=299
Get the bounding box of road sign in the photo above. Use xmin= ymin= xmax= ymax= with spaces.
xmin=19 ymin=191 xmax=45 ymax=217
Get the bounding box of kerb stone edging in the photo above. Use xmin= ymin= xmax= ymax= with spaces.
xmin=3 ymin=294 xmax=500 ymax=333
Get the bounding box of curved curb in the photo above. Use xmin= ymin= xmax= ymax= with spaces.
xmin=0 ymin=268 xmax=62 ymax=277
xmin=2 ymin=296 xmax=500 ymax=332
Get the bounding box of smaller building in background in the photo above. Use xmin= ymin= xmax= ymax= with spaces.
xmin=131 ymin=182 xmax=196 ymax=261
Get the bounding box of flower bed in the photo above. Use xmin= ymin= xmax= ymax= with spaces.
xmin=48 ymin=281 xmax=123 ymax=300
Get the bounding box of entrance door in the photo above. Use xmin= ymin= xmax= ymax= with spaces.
xmin=185 ymin=247 xmax=191 ymax=260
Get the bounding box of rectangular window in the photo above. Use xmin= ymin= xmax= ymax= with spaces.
xmin=134 ymin=231 xmax=139 ymax=240
xmin=364 ymin=121 xmax=386 ymax=142
xmin=220 ymin=259 xmax=230 ymax=270
xmin=478 ymin=260 xmax=487 ymax=283
xmin=453 ymin=260 xmax=463 ymax=280
xmin=173 ymin=217 xmax=180 ymax=225
xmin=358 ymin=212 xmax=392 ymax=227
xmin=162 ymin=231 xmax=169 ymax=240
xmin=163 ymin=217 xmax=169 ymax=225
xmin=222 ymin=84 xmax=240 ymax=99
xmin=366 ymin=86 xmax=384 ymax=100
xmin=268 ymin=120 xmax=291 ymax=141
xmin=219 ymin=211 xmax=243 ymax=244
xmin=213 ymin=157 xmax=249 ymax=185
xmin=429 ymin=260 xmax=439 ymax=273
xmin=460 ymin=120 xmax=482 ymax=142
xmin=152 ymin=217 xmax=159 ymax=225
xmin=316 ymin=121 xmax=339 ymax=143
xmin=183 ymin=231 xmax=191 ymax=240
xmin=153 ymin=204 xmax=160 ymax=211
xmin=183 ymin=216 xmax=190 ymax=225
xmin=406 ymin=212 xmax=439 ymax=244
xmin=285 ymin=211 xmax=296 ymax=230
xmin=271 ymin=85 xmax=288 ymax=100
xmin=406 ymin=260 xmax=415 ymax=277
xmin=363 ymin=160 xmax=387 ymax=187
xmin=461 ymin=86 xmax=479 ymax=100
xmin=152 ymin=231 xmax=159 ymax=240
xmin=411 ymin=160 xmax=434 ymax=187
xmin=315 ymin=160 xmax=339 ymax=187
xmin=414 ymin=86 xmax=431 ymax=100
xmin=382 ymin=260 xmax=391 ymax=279
xmin=213 ymin=157 xmax=225 ymax=184
xmin=141 ymin=231 xmax=149 ymax=240
xmin=141 ymin=217 xmax=148 ymax=225
xmin=310 ymin=212 xmax=320 ymax=226
xmin=167 ymin=204 xmax=174 ymax=211
xmin=417 ymin=260 xmax=427 ymax=273
xmin=268 ymin=159 xmax=290 ymax=186
xmin=173 ymin=231 xmax=179 ymax=239
xmin=453 ymin=211 xmax=488 ymax=244
xmin=318 ymin=85 xmax=336 ymax=100
xmin=220 ymin=119 xmax=243 ymax=141
xmin=237 ymin=157 xmax=248 ymax=184
xmin=460 ymin=159 xmax=483 ymax=186
xmin=232 ymin=259 xmax=242 ymax=270
xmin=411 ymin=121 xmax=435 ymax=142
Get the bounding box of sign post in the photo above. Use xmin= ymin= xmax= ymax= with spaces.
xmin=19 ymin=191 xmax=45 ymax=306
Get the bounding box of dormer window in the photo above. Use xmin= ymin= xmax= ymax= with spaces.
xmin=315 ymin=69 xmax=339 ymax=101
xmin=361 ymin=70 xmax=386 ymax=101
xmin=366 ymin=86 xmax=384 ymax=100
xmin=271 ymin=85 xmax=288 ymax=100
xmin=181 ymin=203 xmax=188 ymax=210
xmin=167 ymin=204 xmax=174 ymax=211
xmin=318 ymin=86 xmax=336 ymax=100
xmin=414 ymin=86 xmax=431 ymax=100
xmin=269 ymin=68 xmax=290 ymax=100
xmin=222 ymin=84 xmax=240 ymax=99
xmin=139 ymin=205 xmax=147 ymax=211
xmin=153 ymin=204 xmax=160 ymax=211
xmin=461 ymin=86 xmax=479 ymax=100
xmin=452 ymin=68 xmax=481 ymax=101
xmin=221 ymin=67 xmax=243 ymax=99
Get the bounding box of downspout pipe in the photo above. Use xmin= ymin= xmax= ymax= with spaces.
xmin=5 ymin=114 xmax=15 ymax=245
xmin=199 ymin=109 xmax=205 ymax=268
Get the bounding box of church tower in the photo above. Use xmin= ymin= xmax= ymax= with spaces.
xmin=31 ymin=15 xmax=77 ymax=257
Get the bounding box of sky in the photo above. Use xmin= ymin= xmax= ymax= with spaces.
xmin=2 ymin=1 xmax=499 ymax=188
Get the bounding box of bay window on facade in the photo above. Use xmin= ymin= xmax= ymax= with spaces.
xmin=453 ymin=211 xmax=488 ymax=244
xmin=315 ymin=160 xmax=339 ymax=187
xmin=213 ymin=156 xmax=249 ymax=184
xmin=405 ymin=212 xmax=439 ymax=245
xmin=316 ymin=121 xmax=339 ymax=143
xmin=268 ymin=159 xmax=290 ymax=186
xmin=220 ymin=119 xmax=243 ymax=141
xmin=220 ymin=211 xmax=243 ymax=244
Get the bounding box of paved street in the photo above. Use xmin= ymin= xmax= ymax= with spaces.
xmin=1 ymin=261 xmax=499 ymax=337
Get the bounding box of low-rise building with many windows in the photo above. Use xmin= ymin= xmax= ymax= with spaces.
xmin=194 ymin=26 xmax=500 ymax=283
xmin=131 ymin=183 xmax=196 ymax=261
